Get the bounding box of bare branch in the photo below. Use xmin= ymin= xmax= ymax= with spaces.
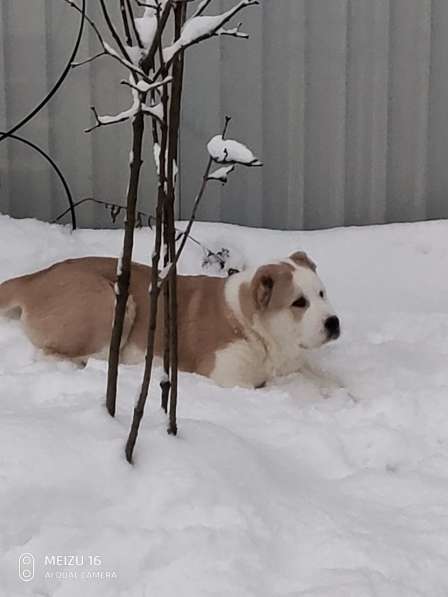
xmin=120 ymin=0 xmax=133 ymax=46
xmin=103 ymin=42 xmax=152 ymax=82
xmin=140 ymin=1 xmax=173 ymax=72
xmin=159 ymin=117 xmax=232 ymax=287
xmin=134 ymin=0 xmax=160 ymax=8
xmin=99 ymin=0 xmax=133 ymax=62
xmin=126 ymin=0 xmax=144 ymax=48
xmin=191 ymin=0 xmax=214 ymax=18
xmin=63 ymin=0 xmax=154 ymax=82
xmin=71 ymin=50 xmax=106 ymax=68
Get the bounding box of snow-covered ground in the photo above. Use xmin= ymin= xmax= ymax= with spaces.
xmin=1 ymin=214 xmax=448 ymax=596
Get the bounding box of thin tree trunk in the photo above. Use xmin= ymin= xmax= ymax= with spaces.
xmin=125 ymin=189 xmax=163 ymax=463
xmin=165 ymin=1 xmax=187 ymax=435
xmin=105 ymin=1 xmax=172 ymax=418
xmin=106 ymin=112 xmax=144 ymax=417
xmin=160 ymin=205 xmax=171 ymax=413
xmin=125 ymin=73 xmax=170 ymax=463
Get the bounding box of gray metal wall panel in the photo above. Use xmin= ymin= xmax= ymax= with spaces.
xmin=386 ymin=0 xmax=431 ymax=223
xmin=1 ymin=0 xmax=447 ymax=230
xmin=345 ymin=0 xmax=390 ymax=225
xmin=427 ymin=0 xmax=448 ymax=221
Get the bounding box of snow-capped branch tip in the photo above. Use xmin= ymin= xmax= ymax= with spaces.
xmin=217 ymin=23 xmax=249 ymax=39
xmin=71 ymin=50 xmax=107 ymax=68
xmin=84 ymin=97 xmax=164 ymax=133
xmin=162 ymin=0 xmax=259 ymax=66
xmin=135 ymin=0 xmax=194 ymax=8
xmin=120 ymin=75 xmax=173 ymax=94
xmin=207 ymin=135 xmax=263 ymax=167
xmin=207 ymin=165 xmax=235 ymax=184
xmin=84 ymin=105 xmax=136 ymax=133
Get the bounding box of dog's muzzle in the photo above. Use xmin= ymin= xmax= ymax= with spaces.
xmin=324 ymin=315 xmax=340 ymax=340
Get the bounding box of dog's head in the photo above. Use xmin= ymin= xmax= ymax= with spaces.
xmin=241 ymin=251 xmax=340 ymax=350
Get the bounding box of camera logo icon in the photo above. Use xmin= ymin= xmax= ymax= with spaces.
xmin=19 ymin=553 xmax=35 ymax=582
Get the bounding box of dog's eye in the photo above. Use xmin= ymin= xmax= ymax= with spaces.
xmin=227 ymin=268 xmax=239 ymax=276
xmin=319 ymin=290 xmax=325 ymax=298
xmin=292 ymin=296 xmax=307 ymax=308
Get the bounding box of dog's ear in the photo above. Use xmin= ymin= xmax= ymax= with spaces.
xmin=252 ymin=264 xmax=293 ymax=309
xmin=289 ymin=251 xmax=316 ymax=272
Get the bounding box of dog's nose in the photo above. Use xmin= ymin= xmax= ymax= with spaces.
xmin=324 ymin=315 xmax=340 ymax=339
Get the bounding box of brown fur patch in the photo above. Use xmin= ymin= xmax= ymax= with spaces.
xmin=289 ymin=251 xmax=317 ymax=272
xmin=0 ymin=257 xmax=246 ymax=378
xmin=238 ymin=263 xmax=295 ymax=316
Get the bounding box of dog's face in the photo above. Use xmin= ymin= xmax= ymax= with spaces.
xmin=249 ymin=251 xmax=340 ymax=350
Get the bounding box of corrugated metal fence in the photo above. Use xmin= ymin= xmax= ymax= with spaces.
xmin=1 ymin=0 xmax=448 ymax=229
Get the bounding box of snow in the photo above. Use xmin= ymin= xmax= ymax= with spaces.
xmin=136 ymin=75 xmax=173 ymax=94
xmin=125 ymin=44 xmax=145 ymax=66
xmin=153 ymin=142 xmax=161 ymax=174
xmin=163 ymin=0 xmax=258 ymax=64
xmin=142 ymin=101 xmax=164 ymax=122
xmin=134 ymin=11 xmax=157 ymax=50
xmin=208 ymin=164 xmax=235 ymax=182
xmin=153 ymin=142 xmax=178 ymax=178
xmin=1 ymin=214 xmax=448 ymax=595
xmin=207 ymin=134 xmax=262 ymax=166
xmin=91 ymin=88 xmax=140 ymax=128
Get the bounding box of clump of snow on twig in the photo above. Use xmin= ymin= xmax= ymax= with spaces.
xmin=153 ymin=143 xmax=178 ymax=179
xmin=134 ymin=9 xmax=157 ymax=49
xmin=163 ymin=0 xmax=258 ymax=63
xmin=208 ymin=165 xmax=235 ymax=183
xmin=207 ymin=135 xmax=262 ymax=166
xmin=126 ymin=45 xmax=145 ymax=65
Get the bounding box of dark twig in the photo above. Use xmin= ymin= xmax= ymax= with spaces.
xmin=125 ymin=188 xmax=164 ymax=463
xmin=126 ymin=0 xmax=144 ymax=48
xmin=191 ymin=0 xmax=213 ymax=18
xmin=165 ymin=0 xmax=187 ymax=436
xmin=84 ymin=105 xmax=134 ymax=133
xmin=159 ymin=117 xmax=231 ymax=287
xmin=99 ymin=0 xmax=133 ymax=62
xmin=63 ymin=0 xmax=152 ymax=82
xmin=71 ymin=50 xmax=107 ymax=68
xmin=0 ymin=0 xmax=86 ymax=144
xmin=106 ymin=110 xmax=145 ymax=417
xmin=52 ymin=197 xmax=230 ymax=268
xmin=120 ymin=0 xmax=133 ymax=47
xmin=3 ymin=132 xmax=77 ymax=229
xmin=125 ymin=45 xmax=169 ymax=459
xmin=141 ymin=1 xmax=173 ymax=72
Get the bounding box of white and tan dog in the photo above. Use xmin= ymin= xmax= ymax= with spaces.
xmin=0 ymin=252 xmax=340 ymax=388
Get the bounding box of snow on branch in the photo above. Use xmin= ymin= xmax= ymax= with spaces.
xmin=153 ymin=143 xmax=178 ymax=178
xmin=85 ymin=104 xmax=138 ymax=133
xmin=142 ymin=102 xmax=164 ymax=121
xmin=207 ymin=135 xmax=262 ymax=166
xmin=121 ymin=75 xmax=173 ymax=94
xmin=207 ymin=165 xmax=235 ymax=183
xmin=85 ymin=88 xmax=163 ymax=133
xmin=64 ymin=0 xmax=153 ymax=83
xmin=217 ymin=23 xmax=248 ymax=39
xmin=134 ymin=8 xmax=158 ymax=49
xmin=162 ymin=0 xmax=258 ymax=65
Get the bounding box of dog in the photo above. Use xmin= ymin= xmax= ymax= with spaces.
xmin=0 ymin=251 xmax=340 ymax=388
